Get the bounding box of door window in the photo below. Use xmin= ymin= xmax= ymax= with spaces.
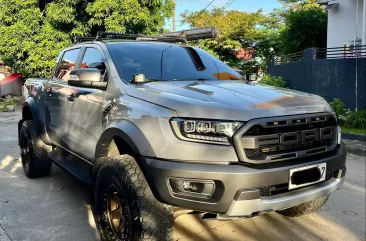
xmin=55 ymin=48 xmax=81 ymax=81
xmin=80 ymin=48 xmax=107 ymax=81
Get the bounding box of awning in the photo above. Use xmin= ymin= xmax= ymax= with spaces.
xmin=325 ymin=3 xmax=339 ymax=11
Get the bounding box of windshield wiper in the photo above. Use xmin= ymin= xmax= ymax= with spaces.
xmin=181 ymin=78 xmax=211 ymax=81
xmin=146 ymin=79 xmax=172 ymax=82
xmin=130 ymin=77 xmax=171 ymax=84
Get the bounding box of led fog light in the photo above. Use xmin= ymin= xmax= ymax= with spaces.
xmin=168 ymin=178 xmax=215 ymax=199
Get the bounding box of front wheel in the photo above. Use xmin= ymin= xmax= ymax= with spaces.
xmin=93 ymin=155 xmax=174 ymax=241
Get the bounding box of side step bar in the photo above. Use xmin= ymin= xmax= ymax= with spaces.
xmin=48 ymin=149 xmax=93 ymax=186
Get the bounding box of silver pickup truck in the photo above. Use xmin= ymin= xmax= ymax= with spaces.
xmin=19 ymin=28 xmax=346 ymax=241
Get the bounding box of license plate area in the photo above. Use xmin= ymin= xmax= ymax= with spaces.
xmin=289 ymin=163 xmax=326 ymax=190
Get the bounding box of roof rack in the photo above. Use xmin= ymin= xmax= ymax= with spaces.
xmin=96 ymin=32 xmax=188 ymax=43
xmin=160 ymin=27 xmax=219 ymax=41
xmin=74 ymin=26 xmax=219 ymax=44
xmin=74 ymin=36 xmax=95 ymax=43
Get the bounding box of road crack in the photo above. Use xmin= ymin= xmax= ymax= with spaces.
xmin=0 ymin=222 xmax=13 ymax=241
xmin=351 ymin=180 xmax=365 ymax=185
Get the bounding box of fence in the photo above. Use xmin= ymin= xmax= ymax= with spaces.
xmin=274 ymin=51 xmax=304 ymax=65
xmin=317 ymin=45 xmax=366 ymax=59
xmin=268 ymin=47 xmax=366 ymax=110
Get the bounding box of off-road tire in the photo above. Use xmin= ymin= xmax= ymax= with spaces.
xmin=277 ymin=195 xmax=329 ymax=217
xmin=19 ymin=120 xmax=52 ymax=178
xmin=94 ymin=155 xmax=174 ymax=241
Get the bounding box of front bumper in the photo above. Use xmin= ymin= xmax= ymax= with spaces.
xmin=222 ymin=175 xmax=344 ymax=217
xmin=144 ymin=143 xmax=347 ymax=215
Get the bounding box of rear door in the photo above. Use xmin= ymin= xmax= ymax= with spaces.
xmin=64 ymin=46 xmax=107 ymax=161
xmin=45 ymin=48 xmax=81 ymax=145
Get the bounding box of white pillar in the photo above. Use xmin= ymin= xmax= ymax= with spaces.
xmin=363 ymin=0 xmax=366 ymax=45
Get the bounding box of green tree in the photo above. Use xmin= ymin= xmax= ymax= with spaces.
xmin=279 ymin=0 xmax=320 ymax=10
xmin=181 ymin=8 xmax=279 ymax=72
xmin=87 ymin=0 xmax=174 ymax=34
xmin=0 ymin=0 xmax=173 ymax=77
xmin=279 ymin=7 xmax=327 ymax=54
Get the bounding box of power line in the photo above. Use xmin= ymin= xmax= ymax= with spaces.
xmin=222 ymin=0 xmax=236 ymax=9
xmin=198 ymin=0 xmax=215 ymax=15
xmin=225 ymin=0 xmax=236 ymax=9
xmin=174 ymin=0 xmax=214 ymax=29
xmin=221 ymin=0 xmax=232 ymax=9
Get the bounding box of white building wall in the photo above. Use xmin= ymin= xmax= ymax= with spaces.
xmin=327 ymin=0 xmax=365 ymax=48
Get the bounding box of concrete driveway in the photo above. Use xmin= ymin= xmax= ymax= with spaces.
xmin=0 ymin=111 xmax=365 ymax=241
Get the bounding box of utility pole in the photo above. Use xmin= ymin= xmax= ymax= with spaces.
xmin=172 ymin=0 xmax=176 ymax=31
xmin=363 ymin=0 xmax=366 ymax=46
xmin=355 ymin=0 xmax=359 ymax=110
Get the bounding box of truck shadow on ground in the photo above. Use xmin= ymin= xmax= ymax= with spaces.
xmin=0 ymin=154 xmax=100 ymax=241
xmin=0 ymin=154 xmax=363 ymax=241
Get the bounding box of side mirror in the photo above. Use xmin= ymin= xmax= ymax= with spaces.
xmin=68 ymin=68 xmax=107 ymax=90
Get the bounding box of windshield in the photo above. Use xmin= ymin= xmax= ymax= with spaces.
xmin=107 ymin=42 xmax=243 ymax=82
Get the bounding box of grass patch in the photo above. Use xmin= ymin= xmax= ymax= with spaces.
xmin=341 ymin=126 xmax=366 ymax=135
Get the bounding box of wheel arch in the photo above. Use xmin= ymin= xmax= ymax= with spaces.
xmin=93 ymin=120 xmax=156 ymax=182
xmin=18 ymin=97 xmax=52 ymax=146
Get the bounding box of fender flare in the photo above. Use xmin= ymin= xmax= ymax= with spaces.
xmin=92 ymin=120 xmax=155 ymax=180
xmin=19 ymin=96 xmax=52 ymax=145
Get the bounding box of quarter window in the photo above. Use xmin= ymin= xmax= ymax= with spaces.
xmin=55 ymin=48 xmax=80 ymax=81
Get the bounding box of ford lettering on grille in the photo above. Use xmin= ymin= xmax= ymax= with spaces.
xmin=242 ymin=127 xmax=334 ymax=149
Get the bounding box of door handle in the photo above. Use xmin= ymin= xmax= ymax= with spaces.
xmin=68 ymin=93 xmax=75 ymax=102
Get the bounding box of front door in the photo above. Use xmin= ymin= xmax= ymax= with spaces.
xmin=64 ymin=47 xmax=107 ymax=161
xmin=45 ymin=48 xmax=81 ymax=145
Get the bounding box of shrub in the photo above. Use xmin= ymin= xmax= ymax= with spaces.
xmin=11 ymin=96 xmax=25 ymax=107
xmin=329 ymin=98 xmax=346 ymax=117
xmin=329 ymin=98 xmax=366 ymax=129
xmin=5 ymin=98 xmax=14 ymax=106
xmin=260 ymin=75 xmax=287 ymax=88
xmin=342 ymin=109 xmax=366 ymax=129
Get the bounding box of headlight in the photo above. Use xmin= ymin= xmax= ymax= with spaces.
xmin=170 ymin=118 xmax=244 ymax=145
xmin=338 ymin=125 xmax=342 ymax=144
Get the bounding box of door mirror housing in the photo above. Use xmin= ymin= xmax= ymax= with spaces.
xmin=68 ymin=68 xmax=107 ymax=90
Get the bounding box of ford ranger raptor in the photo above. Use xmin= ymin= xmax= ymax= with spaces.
xmin=19 ymin=27 xmax=346 ymax=241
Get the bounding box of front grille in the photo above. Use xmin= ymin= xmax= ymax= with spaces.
xmin=259 ymin=171 xmax=334 ymax=196
xmin=244 ymin=149 xmax=262 ymax=157
xmin=235 ymin=114 xmax=338 ymax=164
xmin=259 ymin=186 xmax=271 ymax=196
xmin=244 ymin=117 xmax=336 ymax=137
xmin=245 ymin=140 xmax=332 ymax=158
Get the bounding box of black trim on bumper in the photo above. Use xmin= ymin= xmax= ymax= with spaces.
xmin=144 ymin=144 xmax=347 ymax=214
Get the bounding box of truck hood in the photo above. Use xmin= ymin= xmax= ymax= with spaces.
xmin=126 ymin=80 xmax=332 ymax=121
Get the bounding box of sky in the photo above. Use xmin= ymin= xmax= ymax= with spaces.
xmin=166 ymin=0 xmax=282 ymax=31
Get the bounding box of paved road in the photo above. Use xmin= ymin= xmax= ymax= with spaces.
xmin=0 ymin=111 xmax=365 ymax=241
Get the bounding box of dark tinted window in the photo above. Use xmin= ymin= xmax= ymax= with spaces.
xmin=56 ymin=48 xmax=80 ymax=81
xmin=107 ymin=43 xmax=243 ymax=82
